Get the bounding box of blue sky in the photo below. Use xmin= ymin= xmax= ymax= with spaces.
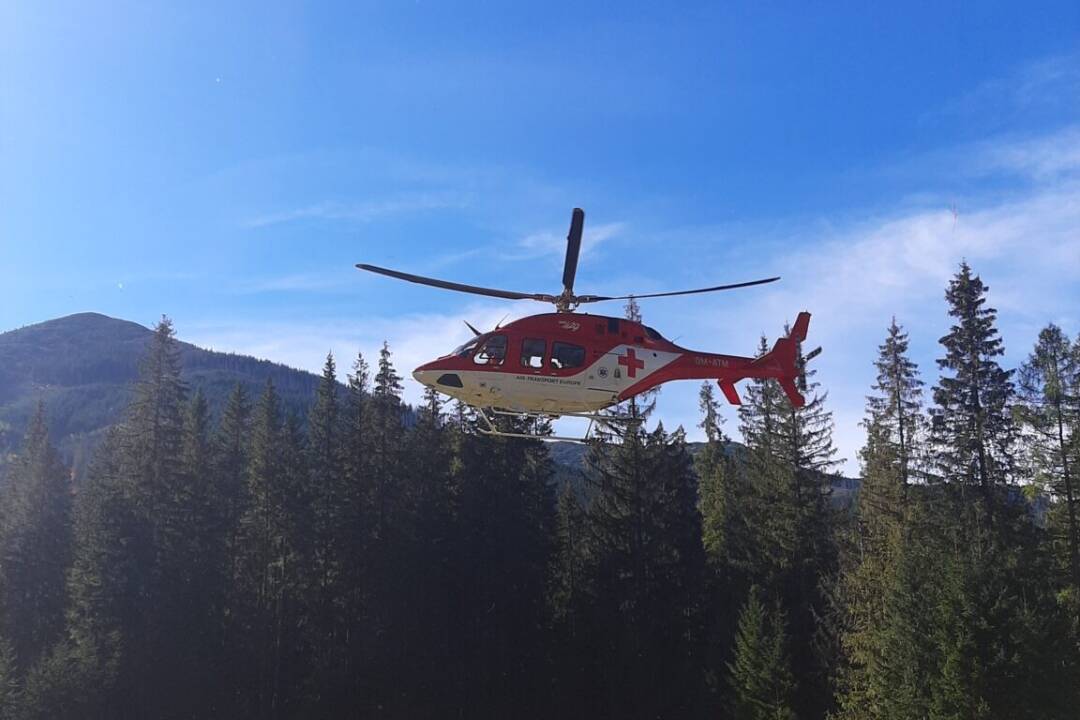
xmin=3 ymin=2 xmax=1080 ymax=471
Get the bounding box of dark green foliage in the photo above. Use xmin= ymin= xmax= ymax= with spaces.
xmin=931 ymin=262 xmax=1016 ymax=497
xmin=833 ymin=267 xmax=1080 ymax=720
xmin=698 ymin=382 xmax=741 ymax=568
xmin=0 ymin=403 xmax=72 ymax=674
xmin=835 ymin=319 xmax=925 ymax=718
xmin=727 ymin=586 xmax=795 ymax=720
xmin=1016 ymin=324 xmax=1080 ymax=593
xmin=555 ymin=423 xmax=705 ymax=718
xmin=304 ymin=354 xmax=349 ymax=698
xmin=2 ymin=280 xmax=1080 ymax=718
xmin=734 ymin=334 xmax=841 ymax=720
xmin=447 ymin=414 xmax=555 ymax=717
xmin=231 ymin=381 xmax=311 ymax=716
xmin=865 ymin=318 xmax=926 ymax=487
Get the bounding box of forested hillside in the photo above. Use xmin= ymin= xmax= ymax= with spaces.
xmin=0 ymin=313 xmax=325 ymax=472
xmin=1 ymin=262 xmax=1078 ymax=718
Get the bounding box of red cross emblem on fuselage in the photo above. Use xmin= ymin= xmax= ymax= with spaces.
xmin=618 ymin=348 xmax=645 ymax=378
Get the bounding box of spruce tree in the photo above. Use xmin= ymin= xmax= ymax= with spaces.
xmin=60 ymin=428 xmax=149 ymax=716
xmin=342 ymin=351 xmax=370 ymax=491
xmin=924 ymin=266 xmax=1079 ymax=718
xmin=727 ymin=586 xmax=795 ymax=720
xmin=213 ymin=382 xmax=250 ymax=547
xmin=579 ymin=423 xmax=705 ymax=717
xmin=305 ymin=353 xmax=348 ymax=698
xmin=931 ymin=261 xmax=1016 ymax=505
xmin=836 ymin=319 xmax=925 ymax=719
xmin=551 ymin=481 xmax=587 ymax=629
xmin=697 ymin=381 xmax=757 ymax=711
xmin=738 ymin=339 xmax=797 ymax=586
xmin=370 ymin=341 xmax=404 ymax=535
xmin=1016 ymin=324 xmax=1079 ymax=593
xmin=698 ymin=381 xmax=738 ymax=566
xmin=339 ymin=351 xmax=369 ymax=703
xmin=233 ymin=380 xmax=310 ymax=717
xmin=738 ymin=332 xmax=840 ymax=719
xmin=56 ymin=317 xmax=194 ymax=715
xmin=442 ymin=409 xmax=555 ymax=716
xmin=175 ymin=389 xmax=226 ymax=704
xmin=0 ymin=402 xmax=72 ymax=673
xmin=870 ymin=503 xmax=938 ymax=720
xmin=358 ymin=342 xmax=415 ymax=713
xmin=865 ymin=318 xmax=926 ymax=488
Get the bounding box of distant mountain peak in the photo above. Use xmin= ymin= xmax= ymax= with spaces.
xmin=0 ymin=312 xmax=325 ymax=472
xmin=1 ymin=312 xmax=151 ymax=341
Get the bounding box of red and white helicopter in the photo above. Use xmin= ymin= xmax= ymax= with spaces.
xmin=357 ymin=208 xmax=818 ymax=441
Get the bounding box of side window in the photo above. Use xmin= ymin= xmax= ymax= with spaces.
xmin=473 ymin=334 xmax=507 ymax=366
xmin=551 ymin=342 xmax=586 ymax=370
xmin=521 ymin=338 xmax=546 ymax=368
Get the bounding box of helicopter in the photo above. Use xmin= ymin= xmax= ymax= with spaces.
xmin=357 ymin=208 xmax=819 ymax=442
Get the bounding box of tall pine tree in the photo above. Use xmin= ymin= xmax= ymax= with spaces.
xmin=836 ymin=319 xmax=925 ymax=719
xmin=0 ymin=403 xmax=72 ymax=674
xmin=233 ymin=380 xmax=311 ymax=717
xmin=1016 ymin=324 xmax=1080 ymax=595
xmin=727 ymin=585 xmax=795 ymax=720
xmin=931 ymin=261 xmax=1016 ymax=505
xmin=575 ymin=423 xmax=705 ymax=718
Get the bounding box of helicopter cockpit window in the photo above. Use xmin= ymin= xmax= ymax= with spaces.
xmin=644 ymin=325 xmax=665 ymax=341
xmin=550 ymin=341 xmax=585 ymax=370
xmin=453 ymin=336 xmax=482 ymax=357
xmin=473 ymin=334 xmax=507 ymax=366
xmin=521 ymin=338 xmax=546 ymax=369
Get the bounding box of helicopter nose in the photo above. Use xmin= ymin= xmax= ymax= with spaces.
xmin=414 ymin=361 xmax=465 ymax=391
xmin=412 ymin=359 xmax=443 ymax=388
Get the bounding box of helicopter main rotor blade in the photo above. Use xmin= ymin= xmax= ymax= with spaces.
xmin=562 ymin=208 xmax=585 ymax=294
xmin=574 ymin=276 xmax=781 ymax=303
xmin=356 ymin=264 xmax=554 ymax=303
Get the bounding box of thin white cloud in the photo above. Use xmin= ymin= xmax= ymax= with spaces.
xmin=665 ymin=131 xmax=1080 ymax=475
xmin=234 ymin=271 xmax=357 ymax=294
xmin=972 ymin=126 xmax=1080 ymax=181
xmin=500 ymin=221 xmax=627 ymax=262
xmin=192 ymin=125 xmax=1079 ymax=477
xmin=924 ymin=52 xmax=1080 ymax=125
xmin=243 ymin=192 xmax=468 ymax=229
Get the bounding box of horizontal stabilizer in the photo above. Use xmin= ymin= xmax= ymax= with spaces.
xmin=779 ymin=378 xmax=806 ymax=408
xmin=718 ymin=380 xmax=741 ymax=405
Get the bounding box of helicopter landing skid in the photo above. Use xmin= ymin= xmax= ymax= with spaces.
xmin=476 ymin=406 xmax=640 ymax=444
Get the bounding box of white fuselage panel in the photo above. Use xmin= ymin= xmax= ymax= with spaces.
xmin=415 ymin=345 xmax=683 ymax=414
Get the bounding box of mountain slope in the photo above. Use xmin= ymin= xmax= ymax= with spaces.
xmin=0 ymin=313 xmax=325 ymax=467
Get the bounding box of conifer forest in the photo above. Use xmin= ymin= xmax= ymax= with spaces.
xmin=2 ymin=261 xmax=1080 ymax=720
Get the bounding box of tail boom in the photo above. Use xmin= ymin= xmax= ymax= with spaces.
xmin=619 ymin=311 xmax=812 ymax=408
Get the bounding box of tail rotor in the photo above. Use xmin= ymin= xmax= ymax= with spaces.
xmin=797 ymin=345 xmax=822 ymax=393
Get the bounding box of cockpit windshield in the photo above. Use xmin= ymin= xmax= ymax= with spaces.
xmin=644 ymin=325 xmax=665 ymax=341
xmin=451 ymin=335 xmax=485 ymax=357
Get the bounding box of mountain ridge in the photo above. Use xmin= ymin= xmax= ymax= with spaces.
xmin=0 ymin=312 xmax=327 ymax=472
